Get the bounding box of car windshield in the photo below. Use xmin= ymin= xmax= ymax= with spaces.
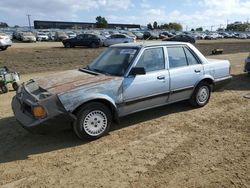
xmin=87 ymin=47 xmax=138 ymax=76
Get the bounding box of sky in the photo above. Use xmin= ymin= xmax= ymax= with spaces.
xmin=0 ymin=0 xmax=250 ymax=30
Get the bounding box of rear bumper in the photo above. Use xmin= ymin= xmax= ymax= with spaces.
xmin=214 ymin=76 xmax=232 ymax=90
xmin=12 ymin=96 xmax=74 ymax=133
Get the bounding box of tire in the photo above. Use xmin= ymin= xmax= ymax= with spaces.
xmin=1 ymin=85 xmax=8 ymax=93
xmin=73 ymin=102 xmax=112 ymax=140
xmin=189 ymin=82 xmax=211 ymax=107
xmin=0 ymin=46 xmax=7 ymax=51
xmin=12 ymin=82 xmax=19 ymax=91
xmin=90 ymin=42 xmax=97 ymax=48
xmin=64 ymin=42 xmax=71 ymax=48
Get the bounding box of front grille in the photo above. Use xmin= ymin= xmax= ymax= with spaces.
xmin=22 ymin=102 xmax=32 ymax=115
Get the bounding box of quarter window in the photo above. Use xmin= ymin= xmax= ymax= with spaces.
xmin=168 ymin=47 xmax=188 ymax=68
xmin=136 ymin=48 xmax=165 ymax=72
xmin=184 ymin=48 xmax=199 ymax=65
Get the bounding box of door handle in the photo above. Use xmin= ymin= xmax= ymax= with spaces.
xmin=157 ymin=75 xmax=165 ymax=80
xmin=194 ymin=69 xmax=201 ymax=73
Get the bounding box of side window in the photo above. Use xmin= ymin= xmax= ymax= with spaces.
xmin=77 ymin=35 xmax=83 ymax=39
xmin=184 ymin=48 xmax=199 ymax=65
xmin=136 ymin=48 xmax=165 ymax=72
xmin=167 ymin=47 xmax=188 ymax=69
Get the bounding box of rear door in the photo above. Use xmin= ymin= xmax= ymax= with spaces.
xmin=167 ymin=46 xmax=204 ymax=102
xmin=121 ymin=47 xmax=170 ymax=115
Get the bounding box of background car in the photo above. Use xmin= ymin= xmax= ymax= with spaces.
xmin=20 ymin=32 xmax=36 ymax=42
xmin=163 ymin=34 xmax=196 ymax=44
xmin=62 ymin=33 xmax=102 ymax=48
xmin=36 ymin=32 xmax=49 ymax=41
xmin=0 ymin=33 xmax=12 ymax=50
xmin=104 ymin=34 xmax=134 ymax=46
xmin=143 ymin=31 xmax=159 ymax=40
xmin=67 ymin=31 xmax=77 ymax=39
xmin=55 ymin=31 xmax=69 ymax=41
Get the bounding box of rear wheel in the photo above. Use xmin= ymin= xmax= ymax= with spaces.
xmin=189 ymin=82 xmax=211 ymax=107
xmin=73 ymin=102 xmax=112 ymax=140
xmin=0 ymin=85 xmax=8 ymax=93
xmin=12 ymin=82 xmax=19 ymax=91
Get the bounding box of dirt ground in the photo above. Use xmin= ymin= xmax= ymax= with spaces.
xmin=0 ymin=41 xmax=249 ymax=187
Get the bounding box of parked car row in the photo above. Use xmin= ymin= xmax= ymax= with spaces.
xmin=62 ymin=33 xmax=136 ymax=48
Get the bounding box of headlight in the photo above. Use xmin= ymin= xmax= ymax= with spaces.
xmin=32 ymin=106 xmax=47 ymax=118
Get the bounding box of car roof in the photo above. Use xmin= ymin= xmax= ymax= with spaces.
xmin=111 ymin=41 xmax=190 ymax=48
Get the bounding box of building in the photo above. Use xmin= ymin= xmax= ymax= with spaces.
xmin=34 ymin=20 xmax=141 ymax=30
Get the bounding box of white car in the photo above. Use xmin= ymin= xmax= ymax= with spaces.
xmin=0 ymin=33 xmax=12 ymax=50
xmin=20 ymin=32 xmax=36 ymax=42
xmin=67 ymin=32 xmax=77 ymax=39
xmin=104 ymin=34 xmax=135 ymax=46
xmin=36 ymin=32 xmax=49 ymax=41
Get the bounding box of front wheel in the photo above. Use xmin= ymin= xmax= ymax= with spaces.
xmin=64 ymin=42 xmax=71 ymax=48
xmin=90 ymin=42 xmax=98 ymax=48
xmin=189 ymin=82 xmax=211 ymax=107
xmin=73 ymin=102 xmax=112 ymax=140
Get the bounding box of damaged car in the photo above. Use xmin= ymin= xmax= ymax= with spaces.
xmin=12 ymin=42 xmax=232 ymax=140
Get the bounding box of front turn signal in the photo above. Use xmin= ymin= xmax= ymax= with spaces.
xmin=32 ymin=106 xmax=47 ymax=118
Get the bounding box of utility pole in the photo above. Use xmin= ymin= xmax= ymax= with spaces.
xmin=211 ymin=25 xmax=213 ymax=31
xmin=26 ymin=14 xmax=31 ymax=31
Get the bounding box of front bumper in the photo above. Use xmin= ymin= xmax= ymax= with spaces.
xmin=0 ymin=40 xmax=12 ymax=47
xmin=12 ymin=94 xmax=74 ymax=133
xmin=214 ymin=76 xmax=232 ymax=90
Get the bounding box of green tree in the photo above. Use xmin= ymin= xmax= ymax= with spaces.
xmin=195 ymin=27 xmax=203 ymax=32
xmin=0 ymin=22 xmax=8 ymax=28
xmin=147 ymin=23 xmax=153 ymax=30
xmin=153 ymin=21 xmax=158 ymax=29
xmin=95 ymin=16 xmax=108 ymax=28
xmin=226 ymin=22 xmax=249 ymax=32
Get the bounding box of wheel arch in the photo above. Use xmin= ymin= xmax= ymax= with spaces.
xmin=72 ymin=98 xmax=119 ymax=123
xmin=194 ymin=76 xmax=215 ymax=91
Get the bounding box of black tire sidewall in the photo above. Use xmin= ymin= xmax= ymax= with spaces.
xmin=12 ymin=82 xmax=19 ymax=91
xmin=190 ymin=82 xmax=211 ymax=107
xmin=64 ymin=43 xmax=71 ymax=48
xmin=1 ymin=85 xmax=8 ymax=93
xmin=73 ymin=102 xmax=112 ymax=140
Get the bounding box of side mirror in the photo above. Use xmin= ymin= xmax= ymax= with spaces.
xmin=129 ymin=67 xmax=146 ymax=76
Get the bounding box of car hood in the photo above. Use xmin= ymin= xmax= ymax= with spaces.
xmin=34 ymin=69 xmax=118 ymax=94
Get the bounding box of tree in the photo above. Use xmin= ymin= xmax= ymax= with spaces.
xmin=153 ymin=21 xmax=158 ymax=29
xmin=168 ymin=22 xmax=183 ymax=31
xmin=147 ymin=23 xmax=153 ymax=30
xmin=95 ymin=16 xmax=108 ymax=28
xmin=195 ymin=27 xmax=203 ymax=32
xmin=0 ymin=22 xmax=8 ymax=28
xmin=191 ymin=28 xmax=195 ymax=32
xmin=226 ymin=22 xmax=249 ymax=32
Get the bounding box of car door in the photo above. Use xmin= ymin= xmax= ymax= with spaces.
xmin=167 ymin=46 xmax=204 ymax=102
xmin=121 ymin=47 xmax=170 ymax=115
xmin=73 ymin=35 xmax=84 ymax=46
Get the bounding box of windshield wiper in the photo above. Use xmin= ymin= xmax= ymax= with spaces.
xmin=91 ymin=68 xmax=111 ymax=76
